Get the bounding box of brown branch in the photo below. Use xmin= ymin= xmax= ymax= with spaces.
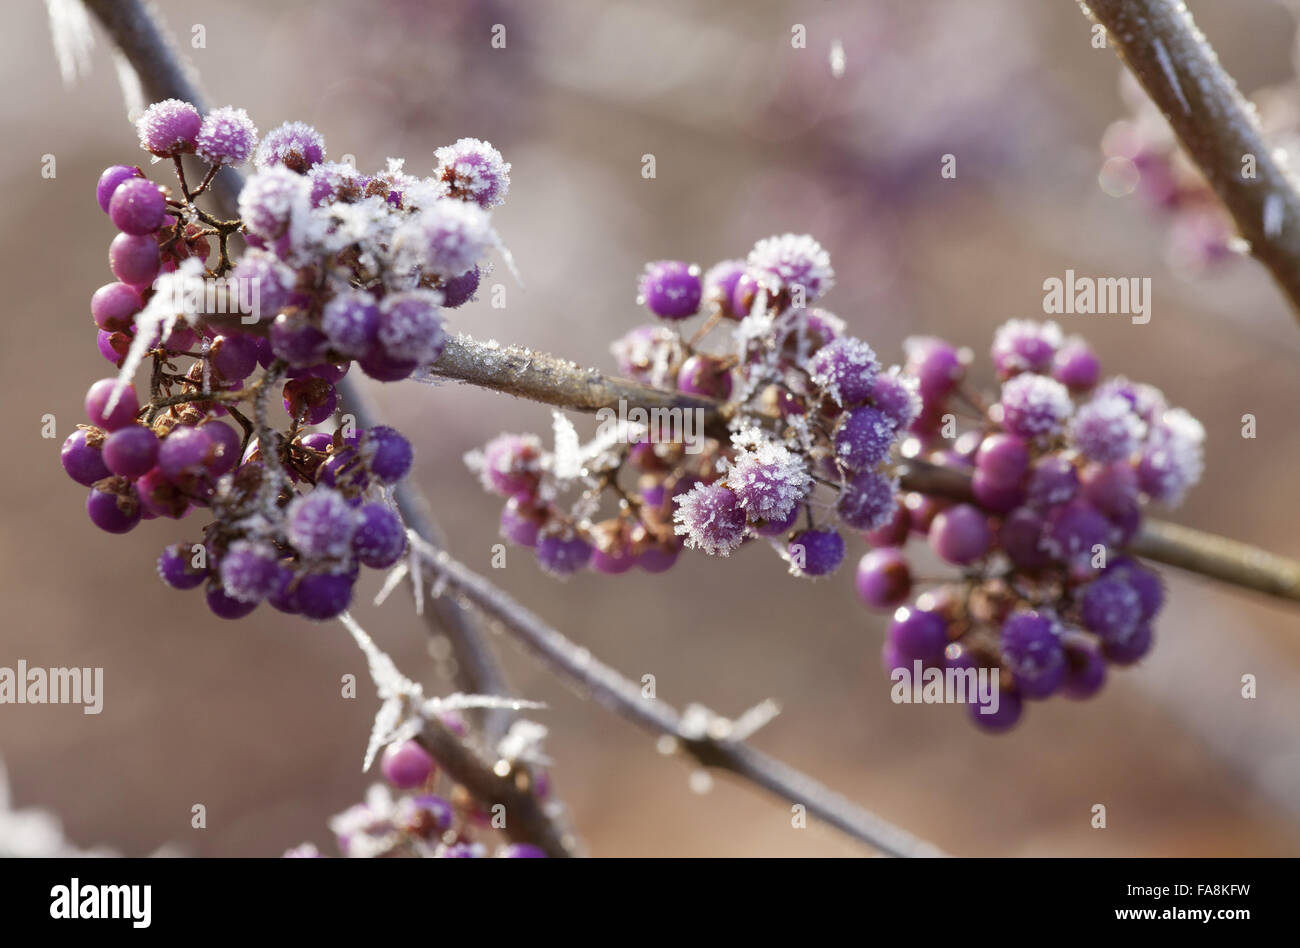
xmin=1081 ymin=0 xmax=1300 ymax=324
xmin=414 ymin=544 xmax=944 ymax=858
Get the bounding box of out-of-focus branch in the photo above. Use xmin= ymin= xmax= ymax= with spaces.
xmin=414 ymin=544 xmax=944 ymax=857
xmin=1080 ymin=0 xmax=1300 ymax=326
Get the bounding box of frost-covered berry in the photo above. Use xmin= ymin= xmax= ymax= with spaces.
xmin=835 ymin=469 xmax=898 ymax=531
xmin=727 ymin=438 xmax=810 ymax=524
xmin=85 ymin=379 xmax=138 ymax=431
xmin=610 ymin=324 xmax=680 ymax=384
xmin=1113 ymin=560 xmax=1164 ymax=618
xmin=673 ymin=482 xmax=747 ymax=555
xmin=286 ymin=488 xmax=357 ymax=559
xmin=788 ymin=528 xmax=845 ymax=576
xmin=230 ymin=249 xmax=295 ymax=321
xmin=1095 ymin=377 xmax=1166 ymax=424
xmin=928 ymin=503 xmax=991 ymax=565
xmin=1079 ymin=575 xmax=1142 ymax=637
xmin=702 ymin=259 xmax=746 ymax=319
xmin=501 ymin=843 xmax=547 ymax=858
xmin=195 ymin=106 xmax=258 ymax=166
xmin=500 ymin=495 xmax=547 ymax=547
xmin=381 ymin=740 xmax=435 ymax=789
xmin=1081 ymin=461 xmax=1139 ymax=517
xmin=109 ymin=178 xmax=167 ymax=236
xmin=353 ymin=504 xmax=406 ymax=568
xmin=855 ymin=548 xmax=911 ymax=608
xmin=998 ymin=373 xmax=1073 ymax=439
xmin=1026 ymin=455 xmax=1079 ymax=508
xmin=1136 ymin=408 xmax=1205 ymax=506
xmin=86 ymin=483 xmax=141 ymax=534
xmin=102 ymin=425 xmax=158 ymax=479
xmin=255 ymin=121 xmax=326 ymax=173
xmin=990 ymin=319 xmax=1061 ymax=378
xmin=307 ymin=161 xmax=366 ymax=206
xmin=403 ymin=200 xmax=495 ymax=278
xmin=434 ymin=137 xmax=511 ymax=208
xmin=1069 ymin=393 xmax=1144 ymax=463
xmin=238 ymin=166 xmax=307 ymax=241
xmin=318 ymin=291 xmax=379 ymax=357
xmin=376 ymin=290 xmax=446 ymax=365
xmin=833 ymin=406 xmax=895 ymax=471
xmin=294 ymin=571 xmax=354 ymax=620
xmin=638 ymin=261 xmax=702 ymax=320
xmin=157 ymin=543 xmax=206 ymax=590
xmin=97 ymin=165 xmax=143 ymax=214
xmin=745 ymin=233 xmax=834 ymax=304
xmin=1000 ymin=611 xmax=1065 ymax=699
xmin=1053 ymin=337 xmax=1100 ymax=391
xmin=870 ymin=368 xmax=921 ymax=431
xmin=136 ymin=99 xmax=202 ymax=157
xmin=368 ymin=426 xmax=413 ymax=484
xmin=1101 ymin=622 xmax=1153 ymax=664
xmin=1044 ymin=500 xmax=1112 ymax=564
xmin=536 ymin=529 xmax=593 ymax=576
xmin=809 ymin=336 xmax=879 ymax=406
xmin=220 ymin=540 xmax=281 ymax=603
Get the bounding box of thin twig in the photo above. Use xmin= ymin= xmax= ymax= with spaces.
xmin=414 ymin=544 xmax=944 ymax=858
xmin=1080 ymin=0 xmax=1300 ymax=325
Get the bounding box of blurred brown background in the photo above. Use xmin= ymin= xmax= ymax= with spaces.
xmin=2 ymin=0 xmax=1298 ymax=856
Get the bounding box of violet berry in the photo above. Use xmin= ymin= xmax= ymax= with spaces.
xmin=294 ymin=571 xmax=354 ymax=620
xmin=96 ymin=165 xmax=142 ymax=214
xmin=86 ymin=484 xmax=141 ymax=534
xmin=998 ymin=373 xmax=1073 ymax=439
xmin=157 ymin=543 xmax=206 ymax=590
xmin=745 ymin=233 xmax=835 ymax=304
xmin=353 ymin=504 xmax=406 ymax=568
xmin=1070 ymin=394 xmax=1144 ymax=463
xmin=809 ymin=336 xmax=879 ymax=406
xmin=836 ymin=469 xmax=898 ymax=531
xmin=109 ymin=178 xmax=167 ymax=236
xmin=368 ymin=426 xmax=414 ymax=484
xmin=638 ymin=260 xmax=702 ymax=320
xmin=206 ymin=581 xmax=258 ymax=620
xmin=855 ymin=548 xmax=911 ymax=609
xmin=726 ymin=438 xmax=810 ymax=523
xmin=1061 ymin=638 xmax=1108 ymax=699
xmin=676 ymin=354 xmax=733 ymax=399
xmin=887 ymin=606 xmax=948 ymax=664
xmin=990 ymin=319 xmax=1061 ymax=378
xmin=102 ymin=425 xmax=158 ymax=479
xmin=788 ymin=528 xmax=845 ymax=577
xmin=536 ymin=529 xmax=593 ymax=576
xmin=220 ymin=540 xmax=282 ymax=603
xmin=85 ymin=379 xmax=139 ymax=432
xmin=62 ymin=429 xmax=111 ymax=486
xmin=286 ymin=488 xmax=357 ymax=559
xmin=108 ymin=233 xmax=161 ymax=288
xmin=702 ymin=259 xmax=746 ymax=319
xmin=833 ymin=406 xmax=895 ymax=471
xmin=376 ymin=290 xmax=446 ymax=365
xmin=928 ymin=504 xmax=992 ymax=565
xmin=1053 ymin=337 xmax=1100 ymax=391
xmin=1000 ymin=611 xmax=1066 ymax=699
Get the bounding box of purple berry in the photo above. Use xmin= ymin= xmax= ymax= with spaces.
xmin=1001 ymin=506 xmax=1049 ymax=570
xmin=638 ymin=260 xmax=702 ymax=320
xmin=870 ymin=369 xmax=921 ymax=431
xmin=220 ymin=540 xmax=281 ymax=603
xmin=500 ymin=495 xmax=546 ymax=547
xmin=1026 ymin=455 xmax=1079 ymax=508
xmin=676 ymin=354 xmax=733 ymax=399
xmin=439 ymin=266 xmax=480 ymax=308
xmin=1101 ymin=622 xmax=1154 ymax=665
xmin=637 ymin=544 xmax=681 ymax=573
xmin=109 ymin=233 xmax=161 ymax=287
xmin=1081 ymin=461 xmax=1139 ymax=518
xmin=91 ymin=282 xmax=143 ymax=333
xmin=998 ymin=373 xmax=1073 ymax=439
xmin=1053 ymin=337 xmax=1100 ymax=391
xmin=478 ymin=434 xmax=541 ymax=497
xmin=864 ymin=499 xmax=910 ymax=547
xmin=974 ymin=433 xmax=1029 ymax=488
xmin=809 ymin=337 xmax=879 ymax=406
xmin=834 ymin=406 xmax=895 ymax=471
xmin=286 ymin=488 xmax=357 ymax=559
xmin=157 ymin=543 xmax=207 ymax=590
xmin=255 ymin=121 xmax=326 ymax=173
xmin=96 ymin=165 xmax=143 ymax=214
xmin=1044 ymin=500 xmax=1112 ymax=565
xmin=102 ymin=425 xmax=158 ymax=478
xmin=500 ymin=844 xmax=547 ymax=858
xmin=368 ymin=426 xmax=413 ymax=484
xmin=211 ymin=333 xmax=260 ymax=382
xmin=929 ymin=504 xmax=992 ymax=565
xmin=238 ymin=166 xmax=306 ymax=240
xmin=887 ymin=606 xmax=948 ymax=663
xmin=727 ymin=440 xmax=810 ymax=524
xmin=1000 ymin=611 xmax=1065 ymax=699
xmin=86 ymin=484 xmax=141 ymax=534
xmin=836 ymin=469 xmax=898 ymax=531
xmin=904 ymin=336 xmax=965 ymax=401
xmin=294 ymin=571 xmax=354 ymax=620
xmin=855 ymin=548 xmax=911 ymax=609
xmin=157 ymin=425 xmax=212 ymax=481
xmin=85 ymin=379 xmax=138 ymax=431
xmin=702 ymin=259 xmax=745 ymax=319
xmin=1062 ymin=638 xmax=1107 ymax=699
xmin=745 ymin=233 xmax=834 ymax=304
xmin=968 ymin=687 xmax=1023 ymax=733
xmin=1070 ymin=394 xmax=1144 ymax=463
xmin=62 ymin=429 xmax=111 ymax=486
xmin=353 ymin=504 xmax=406 ymax=568
xmin=991 ymin=319 xmax=1061 ymax=378
xmin=269 ymin=312 xmax=330 ymax=368
xmin=405 ymin=200 xmax=494 ymax=278
xmin=536 ymin=530 xmax=592 ymax=576
xmin=205 ymin=581 xmax=258 ymax=619
xmin=788 ymin=528 xmax=845 ymax=576
xmin=109 ymin=177 xmax=167 ymax=236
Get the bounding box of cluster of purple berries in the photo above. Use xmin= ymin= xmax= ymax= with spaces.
xmin=470 ymin=234 xmax=916 ymax=580
xmin=854 ymin=319 xmax=1204 ymax=731
xmin=65 ymin=100 xmax=512 ymax=619
xmin=288 ymin=735 xmax=546 ymax=858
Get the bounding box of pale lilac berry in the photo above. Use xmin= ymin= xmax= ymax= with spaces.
xmin=1136 ymin=408 xmax=1204 ymax=506
xmin=255 ymin=121 xmax=326 ymax=173
xmin=287 ymin=488 xmax=357 ymax=559
xmin=727 ymin=439 xmax=810 ymax=523
xmin=1053 ymin=337 xmax=1100 ymax=391
xmin=998 ymin=373 xmax=1073 ymax=439
xmin=230 ymin=249 xmax=295 ymax=321
xmin=220 ymin=540 xmax=282 ymax=603
xmin=434 ymin=137 xmax=511 ymax=208
xmin=404 ymin=200 xmax=494 ymax=278
xmin=97 ymin=165 xmax=142 ymax=214
xmin=109 ymin=233 xmax=161 ymax=287
xmin=238 ymin=166 xmax=306 ymax=241
xmin=196 ymin=106 xmax=258 ymax=166
xmin=377 ymin=290 xmax=446 ymax=365
xmin=136 ymin=99 xmax=202 ymax=157
xmin=929 ymin=503 xmax=991 ymax=565
xmin=109 ymin=178 xmax=166 ymax=235
xmin=85 ymin=379 xmax=139 ymax=431
xmin=745 ymin=233 xmax=834 ymax=304
xmin=673 ymin=483 xmax=747 ymax=555
xmin=1026 ymin=456 xmax=1079 ymax=508
xmin=990 ymin=319 xmax=1061 ymax=378
xmin=1070 ymin=393 xmax=1144 ymax=463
